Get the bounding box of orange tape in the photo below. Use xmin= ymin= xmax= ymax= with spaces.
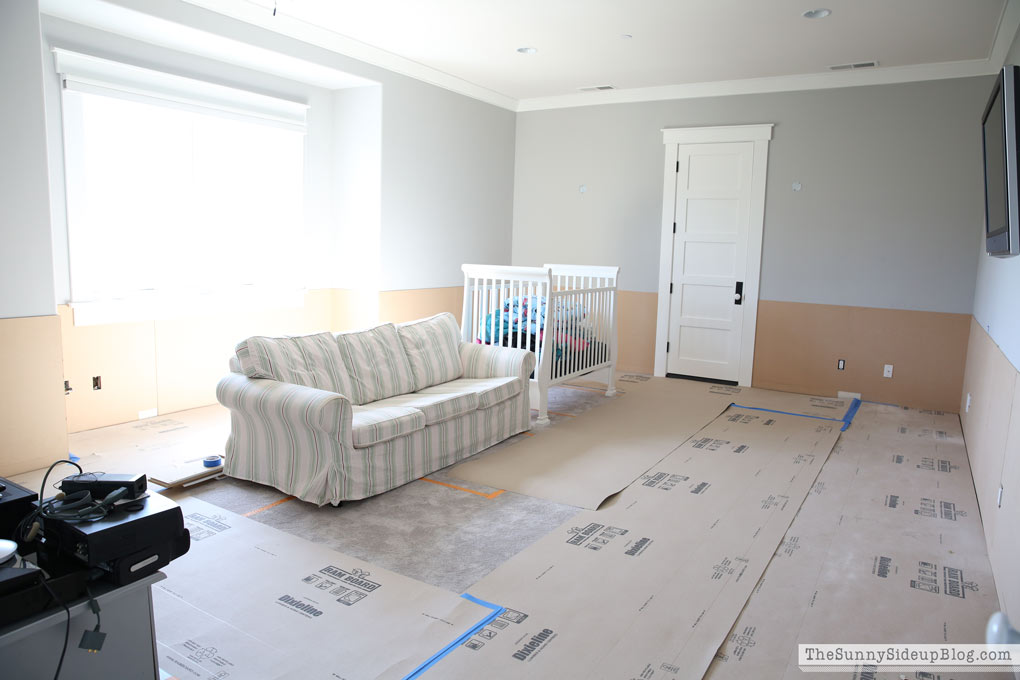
xmin=419 ymin=477 xmax=505 ymax=499
xmin=243 ymin=495 xmax=295 ymax=516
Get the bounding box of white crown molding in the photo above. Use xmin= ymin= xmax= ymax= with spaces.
xmin=178 ymin=0 xmax=518 ymax=110
xmin=42 ymin=0 xmax=1020 ymax=114
xmin=41 ymin=0 xmax=373 ymax=90
xmin=516 ymin=59 xmax=1004 ymax=113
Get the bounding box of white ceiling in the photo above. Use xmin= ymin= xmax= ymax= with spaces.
xmin=49 ymin=0 xmax=1020 ymax=111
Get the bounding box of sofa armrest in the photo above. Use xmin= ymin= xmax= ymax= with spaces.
xmin=216 ymin=373 xmax=351 ymax=436
xmin=459 ymin=342 xmax=536 ymax=382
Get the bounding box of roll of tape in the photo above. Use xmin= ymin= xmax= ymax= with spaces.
xmin=203 ymin=455 xmax=223 ymax=468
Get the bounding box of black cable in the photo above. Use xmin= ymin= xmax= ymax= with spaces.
xmin=39 ymin=577 xmax=70 ymax=680
xmin=15 ymin=461 xmax=124 ymax=542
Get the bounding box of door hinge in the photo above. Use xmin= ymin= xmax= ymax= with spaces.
xmin=669 ymin=283 xmax=673 ymax=294
xmin=675 ymin=161 xmax=680 ymax=172
xmin=672 ymin=222 xmax=676 ymax=234
xmin=666 ymin=341 xmax=670 ymax=353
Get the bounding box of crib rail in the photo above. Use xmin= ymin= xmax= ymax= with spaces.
xmin=461 ymin=263 xmax=620 ymax=424
xmin=461 ymin=265 xmax=554 ymax=379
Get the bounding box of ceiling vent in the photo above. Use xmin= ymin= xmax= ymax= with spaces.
xmin=829 ymin=61 xmax=879 ymax=71
xmin=578 ymin=85 xmax=616 ymax=92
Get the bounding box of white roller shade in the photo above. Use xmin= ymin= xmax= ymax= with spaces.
xmin=53 ymin=48 xmax=308 ymax=131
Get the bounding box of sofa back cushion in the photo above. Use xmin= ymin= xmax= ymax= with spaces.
xmin=335 ymin=323 xmax=416 ymax=404
xmin=235 ymin=332 xmax=353 ymax=396
xmin=396 ymin=312 xmax=464 ymax=390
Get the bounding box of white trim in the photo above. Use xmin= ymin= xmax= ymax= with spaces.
xmin=43 ymin=0 xmax=1020 ymax=114
xmin=53 ymin=48 xmax=308 ymax=128
xmin=654 ymin=125 xmax=772 ymax=386
xmin=41 ymin=0 xmax=374 ymax=91
xmin=654 ymin=145 xmax=679 ymax=378
xmin=177 ymin=0 xmax=519 ymax=111
xmin=516 ymin=58 xmax=1008 ymax=112
xmin=662 ymin=124 xmax=773 ymax=145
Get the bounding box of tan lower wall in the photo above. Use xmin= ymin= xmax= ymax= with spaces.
xmin=0 ymin=315 xmax=69 ymax=476
xmin=59 ymin=290 xmax=334 ymax=433
xmin=617 ymin=290 xmax=657 ymax=374
xmin=959 ymin=318 xmax=1020 ymax=619
xmin=752 ymin=300 xmax=970 ymax=412
xmin=378 ymin=287 xmax=464 ymax=325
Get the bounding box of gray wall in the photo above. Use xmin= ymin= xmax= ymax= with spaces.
xmin=513 ymin=77 xmax=990 ymax=314
xmin=0 ymin=0 xmax=56 ymax=319
xmin=973 ymin=33 xmax=1020 ymax=370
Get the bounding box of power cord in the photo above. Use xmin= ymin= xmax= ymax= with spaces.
xmin=15 ymin=460 xmax=128 ymax=543
xmin=78 ymin=585 xmax=106 ymax=653
xmin=39 ymin=577 xmax=70 ymax=680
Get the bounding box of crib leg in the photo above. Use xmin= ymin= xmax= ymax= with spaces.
xmin=605 ymin=365 xmax=618 ymax=397
xmin=536 ymin=385 xmax=550 ymax=425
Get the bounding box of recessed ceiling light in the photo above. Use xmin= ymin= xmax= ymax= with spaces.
xmin=620 ymin=34 xmax=633 ymax=39
xmin=516 ymin=47 xmax=537 ymax=54
xmin=802 ymin=8 xmax=832 ymax=19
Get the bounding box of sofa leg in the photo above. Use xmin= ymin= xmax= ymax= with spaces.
xmin=330 ymin=500 xmax=343 ymax=508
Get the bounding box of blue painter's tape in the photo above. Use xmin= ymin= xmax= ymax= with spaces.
xmin=402 ymin=593 xmax=505 ymax=680
xmin=840 ymin=398 xmax=862 ymax=431
xmin=730 ymin=403 xmax=843 ymax=424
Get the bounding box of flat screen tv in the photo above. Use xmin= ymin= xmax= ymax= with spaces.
xmin=981 ymin=65 xmax=1020 ymax=257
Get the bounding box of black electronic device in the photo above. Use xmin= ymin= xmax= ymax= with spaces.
xmin=981 ymin=64 xmax=1020 ymax=257
xmin=59 ymin=472 xmax=147 ymax=501
xmin=43 ymin=491 xmax=190 ymax=585
xmin=0 ymin=477 xmax=38 ymax=541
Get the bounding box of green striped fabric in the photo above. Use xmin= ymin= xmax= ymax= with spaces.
xmin=396 ymin=312 xmax=464 ymax=390
xmin=418 ymin=377 xmax=521 ymax=409
xmin=335 ymin=324 xmax=416 ymax=405
xmin=235 ymin=332 xmax=353 ymax=397
xmin=217 ymin=331 xmax=537 ymax=505
xmin=216 ymin=373 xmax=351 ymax=506
xmin=459 ymin=342 xmax=536 ymax=382
xmin=369 ymin=390 xmax=479 ymax=425
xmin=350 ymin=405 xmax=425 ymax=447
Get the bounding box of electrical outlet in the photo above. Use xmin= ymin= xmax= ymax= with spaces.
xmin=837 ymin=359 xmax=845 ymax=371
xmin=92 ymin=376 xmax=102 ymax=390
xmin=966 ymin=393 xmax=971 ymax=413
xmin=883 ymin=364 xmax=893 ymax=378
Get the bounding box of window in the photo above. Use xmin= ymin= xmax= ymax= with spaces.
xmin=56 ymin=50 xmax=308 ymax=317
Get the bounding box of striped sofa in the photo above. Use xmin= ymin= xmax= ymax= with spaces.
xmin=216 ymin=312 xmax=535 ymax=506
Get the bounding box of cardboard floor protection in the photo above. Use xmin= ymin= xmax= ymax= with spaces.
xmin=447 ymin=377 xmax=852 ymax=510
xmin=153 ymin=497 xmax=500 ymax=680
xmin=429 ymin=402 xmax=843 ymax=679
xmin=705 ymin=404 xmax=999 ymax=680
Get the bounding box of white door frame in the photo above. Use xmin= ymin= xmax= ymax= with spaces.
xmin=653 ymin=124 xmax=773 ymax=384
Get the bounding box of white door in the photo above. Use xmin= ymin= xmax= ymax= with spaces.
xmin=655 ymin=126 xmax=771 ymax=384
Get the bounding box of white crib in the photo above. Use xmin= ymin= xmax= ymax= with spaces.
xmin=460 ymin=263 xmax=620 ymax=424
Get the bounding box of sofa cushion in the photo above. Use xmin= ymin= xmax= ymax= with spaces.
xmin=235 ymin=332 xmax=353 ymax=396
xmin=396 ymin=312 xmax=464 ymax=390
xmin=371 ymin=391 xmax=478 ymax=426
xmin=336 ymin=324 xmax=416 ymax=405
xmin=418 ymin=376 xmax=521 ymax=409
xmin=351 ymin=405 xmax=425 ymax=448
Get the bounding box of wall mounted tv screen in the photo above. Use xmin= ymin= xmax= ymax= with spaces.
xmin=982 ymin=64 xmax=1020 ymax=257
